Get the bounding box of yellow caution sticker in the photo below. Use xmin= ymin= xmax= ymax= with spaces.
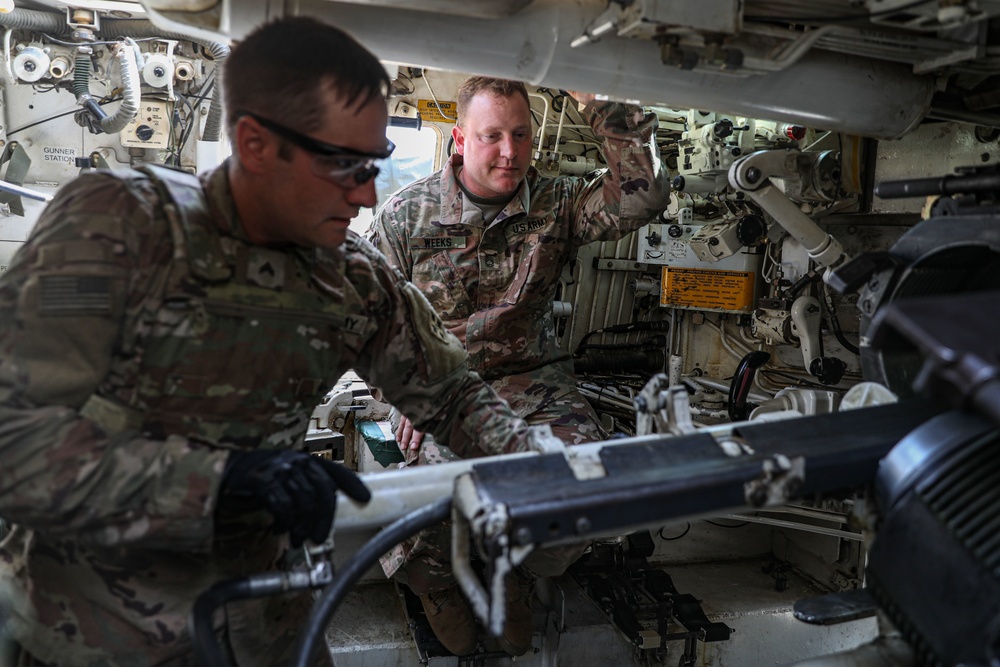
xmin=417 ymin=99 xmax=458 ymax=124
xmin=661 ymin=267 xmax=756 ymax=312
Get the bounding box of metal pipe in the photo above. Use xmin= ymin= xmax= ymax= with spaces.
xmin=719 ymin=513 xmax=863 ymax=540
xmin=272 ymin=0 xmax=934 ymax=139
xmin=553 ymin=98 xmax=567 ymax=151
xmin=528 ymin=91 xmax=550 ymax=153
xmin=0 ymin=180 xmax=53 ymax=203
xmin=334 ymin=420 xmax=777 ymax=532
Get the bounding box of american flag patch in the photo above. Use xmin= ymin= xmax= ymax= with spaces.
xmin=39 ymin=275 xmax=112 ymax=315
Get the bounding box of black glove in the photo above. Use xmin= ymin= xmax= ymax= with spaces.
xmin=218 ymin=450 xmax=371 ymax=547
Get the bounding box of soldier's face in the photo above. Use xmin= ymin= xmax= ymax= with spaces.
xmin=452 ymin=92 xmax=532 ymax=199
xmin=261 ymin=92 xmax=388 ymax=249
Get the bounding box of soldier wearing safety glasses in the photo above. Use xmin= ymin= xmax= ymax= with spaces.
xmin=0 ymin=17 xmax=541 ymax=667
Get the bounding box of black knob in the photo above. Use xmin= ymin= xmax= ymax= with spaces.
xmin=645 ymin=231 xmax=662 ymax=246
xmin=713 ymin=119 xmax=734 ymax=139
xmin=736 ymin=214 xmax=767 ymax=245
xmin=667 ymin=224 xmax=683 ymax=238
xmin=135 ymin=125 xmax=155 ymax=141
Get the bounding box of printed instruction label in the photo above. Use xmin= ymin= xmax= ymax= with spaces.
xmin=661 ymin=267 xmax=755 ymax=312
xmin=417 ymin=99 xmax=457 ymax=124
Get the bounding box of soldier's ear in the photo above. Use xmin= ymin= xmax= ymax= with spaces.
xmin=235 ymin=115 xmax=275 ymax=174
xmin=452 ymin=124 xmax=466 ymax=156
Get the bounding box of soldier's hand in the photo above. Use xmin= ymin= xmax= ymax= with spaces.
xmin=218 ymin=450 xmax=371 ymax=547
xmin=395 ymin=415 xmax=425 ymax=463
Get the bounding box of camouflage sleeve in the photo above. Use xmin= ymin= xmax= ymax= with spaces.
xmin=366 ymin=199 xmax=412 ymax=279
xmin=0 ymin=173 xmax=227 ymax=552
xmin=349 ymin=241 xmax=531 ymax=458
xmin=571 ymin=100 xmax=672 ymax=244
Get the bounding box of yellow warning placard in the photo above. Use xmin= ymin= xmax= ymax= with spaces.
xmin=661 ymin=267 xmax=756 ymax=312
xmin=417 ymin=99 xmax=457 ymax=124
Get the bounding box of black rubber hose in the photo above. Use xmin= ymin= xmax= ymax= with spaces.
xmin=292 ymin=497 xmax=453 ymax=667
xmin=189 ymin=577 xmax=256 ymax=667
xmin=0 ymin=8 xmax=70 ymax=32
xmin=823 ymin=290 xmax=861 ymax=356
xmin=728 ymin=351 xmax=771 ymax=421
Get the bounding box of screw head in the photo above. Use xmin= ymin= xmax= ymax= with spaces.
xmin=745 ymin=167 xmax=761 ymax=184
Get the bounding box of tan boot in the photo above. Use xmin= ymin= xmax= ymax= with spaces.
xmin=498 ymin=570 xmax=535 ymax=656
xmin=418 ymin=586 xmax=479 ymax=656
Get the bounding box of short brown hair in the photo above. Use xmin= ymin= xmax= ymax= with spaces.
xmin=223 ymin=17 xmax=390 ymax=142
xmin=456 ymin=77 xmax=530 ymax=126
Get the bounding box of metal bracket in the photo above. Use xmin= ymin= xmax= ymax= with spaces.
xmin=0 ymin=141 xmax=40 ymax=215
xmin=635 ymin=374 xmax=696 ymax=436
xmin=744 ymin=454 xmax=805 ymax=507
xmin=728 ymin=149 xmax=849 ymax=284
xmin=452 ymin=473 xmax=534 ymax=637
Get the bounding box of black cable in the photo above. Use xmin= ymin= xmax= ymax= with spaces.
xmin=394 ymin=70 xmax=415 ymax=95
xmin=658 ymin=523 xmax=690 ymax=541
xmin=760 ymin=369 xmax=842 ymax=390
xmin=574 ymin=320 xmax=670 ymax=356
xmin=293 ymin=497 xmax=452 ymax=667
xmin=176 ymin=77 xmax=215 ymax=156
xmin=704 ymin=519 xmax=749 ymax=528
xmin=822 ymin=290 xmax=861 ymax=356
xmin=8 ymin=100 xmax=115 ymax=136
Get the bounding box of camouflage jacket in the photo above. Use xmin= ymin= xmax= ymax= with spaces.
xmin=0 ymin=163 xmax=529 ymax=666
xmin=369 ymin=101 xmax=670 ymax=391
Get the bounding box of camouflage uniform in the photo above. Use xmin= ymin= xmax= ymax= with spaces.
xmin=0 ymin=163 xmax=531 ymax=667
xmin=370 ymin=101 xmax=670 ymax=587
xmin=370 ymin=100 xmax=669 ymax=443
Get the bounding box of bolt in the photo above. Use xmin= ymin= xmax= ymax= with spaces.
xmin=153 ymin=66 xmax=165 ymax=78
xmin=514 ymin=527 xmax=533 ymax=545
xmin=23 ymin=61 xmax=35 ymax=73
xmin=745 ymin=167 xmax=761 ymax=184
xmin=575 ymin=517 xmax=592 ymax=534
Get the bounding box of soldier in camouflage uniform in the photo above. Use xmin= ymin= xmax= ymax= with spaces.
xmin=369 ymin=77 xmax=670 ymax=656
xmin=0 ymin=19 xmax=537 ymax=667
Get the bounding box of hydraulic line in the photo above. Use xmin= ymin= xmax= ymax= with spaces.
xmin=292 ymin=497 xmax=452 ymax=667
xmin=189 ymin=497 xmax=451 ymax=667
